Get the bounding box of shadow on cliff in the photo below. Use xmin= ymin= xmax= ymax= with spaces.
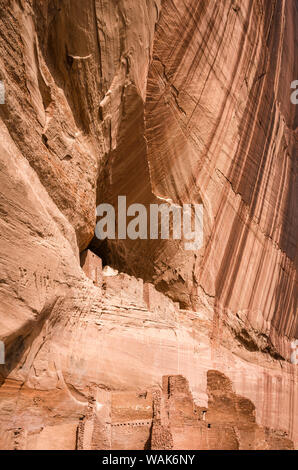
xmin=0 ymin=297 xmax=61 ymax=387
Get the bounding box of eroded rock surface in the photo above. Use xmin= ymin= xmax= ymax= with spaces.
xmin=151 ymin=373 xmax=294 ymax=450
xmin=0 ymin=0 xmax=297 ymax=450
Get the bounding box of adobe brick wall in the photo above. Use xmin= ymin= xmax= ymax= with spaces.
xmin=80 ymin=250 xmax=102 ymax=288
xmin=103 ymin=272 xmax=145 ymax=309
xmin=143 ymin=283 xmax=178 ymax=322
xmin=150 ymin=372 xmax=294 ymax=450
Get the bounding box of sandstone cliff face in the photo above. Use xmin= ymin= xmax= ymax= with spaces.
xmin=0 ymin=0 xmax=297 ymax=450
xmin=151 ymin=373 xmax=294 ymax=450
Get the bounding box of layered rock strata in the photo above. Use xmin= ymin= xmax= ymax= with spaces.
xmin=0 ymin=252 xmax=297 ymax=449
xmin=0 ymin=0 xmax=297 ymax=450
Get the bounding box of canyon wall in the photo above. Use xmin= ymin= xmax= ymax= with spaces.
xmin=0 ymin=0 xmax=297 ymax=450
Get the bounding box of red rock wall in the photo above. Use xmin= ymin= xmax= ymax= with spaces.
xmin=150 ymin=373 xmax=294 ymax=450
xmin=0 ymin=0 xmax=297 ymax=450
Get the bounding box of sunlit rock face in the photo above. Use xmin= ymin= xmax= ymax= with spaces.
xmin=151 ymin=373 xmax=294 ymax=450
xmin=0 ymin=0 xmax=297 ymax=450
